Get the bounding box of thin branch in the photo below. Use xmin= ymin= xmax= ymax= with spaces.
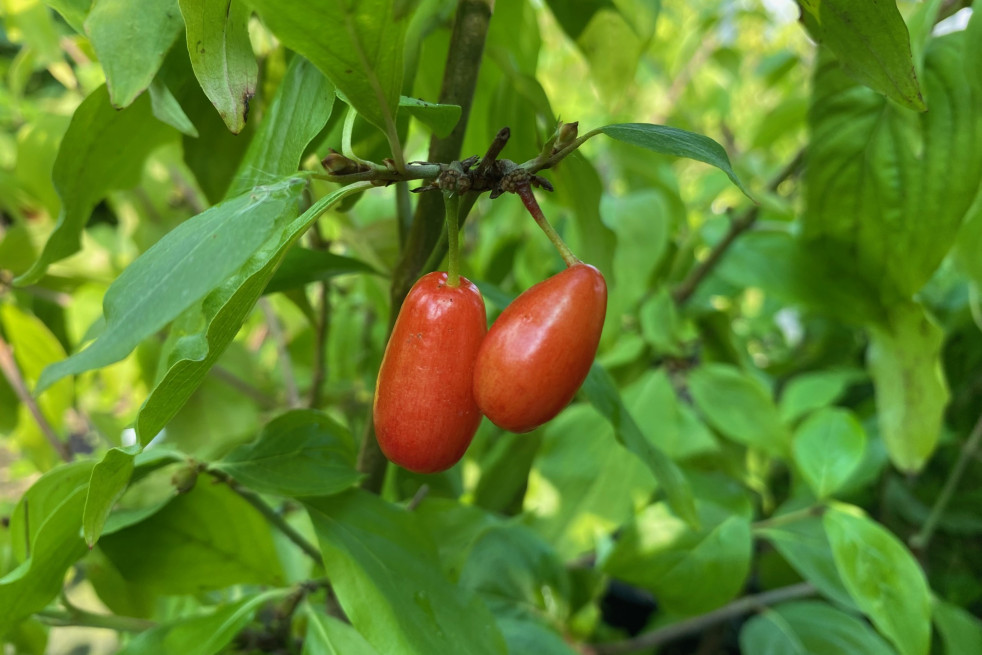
xmin=407 ymin=484 xmax=430 ymax=511
xmin=0 ymin=335 xmax=72 ymax=462
xmin=672 ymin=149 xmax=805 ymax=305
xmin=260 ymin=298 xmax=301 ymax=408
xmin=36 ymin=608 xmax=155 ymax=633
xmin=910 ymin=411 xmax=982 ymax=552
xmin=586 ymin=583 xmax=817 ymax=655
xmin=752 ymin=504 xmax=826 ymax=532
xmin=307 ymin=223 xmax=331 ymax=409
xmin=211 ymin=365 xmax=278 ymax=409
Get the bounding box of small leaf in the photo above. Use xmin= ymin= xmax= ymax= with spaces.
xmin=638 ymin=287 xmax=683 ymax=355
xmin=244 ymin=0 xmax=408 ymax=132
xmin=179 ymin=0 xmax=258 ymax=134
xmin=779 ymin=369 xmax=866 ymax=424
xmin=83 ymin=446 xmax=139 ymax=547
xmin=15 ymin=85 xmax=175 ymax=285
xmin=824 ymin=506 xmax=931 ymax=655
xmin=304 ymin=490 xmax=507 ymax=655
xmin=304 ymin=605 xmax=381 ymax=655
xmin=399 ymin=96 xmax=460 ymax=138
xmin=599 ymin=123 xmax=752 ymax=198
xmin=793 ymin=408 xmax=866 ymax=499
xmin=36 ymin=176 xmax=304 ymax=394
xmin=117 ymin=590 xmax=289 ymax=655
xmin=688 ymin=363 xmax=789 ymax=457
xmin=581 ymin=362 xmax=698 ymax=528
xmin=740 ymin=600 xmax=896 ymax=655
xmin=796 ymin=0 xmax=925 ymax=110
xmin=867 ymin=302 xmax=948 ymax=473
xmin=84 ymin=0 xmax=185 ymax=108
xmin=264 ymin=248 xmax=380 ymax=295
xmin=149 ymin=77 xmax=199 ymax=137
xmin=213 ymin=410 xmax=362 ymax=497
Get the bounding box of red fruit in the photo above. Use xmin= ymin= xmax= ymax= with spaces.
xmin=374 ymin=272 xmax=487 ymax=473
xmin=473 ymin=264 xmax=607 ymax=433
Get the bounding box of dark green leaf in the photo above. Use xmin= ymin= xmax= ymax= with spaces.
xmin=179 ymin=0 xmax=258 ymax=134
xmin=796 ymin=0 xmax=925 ymax=110
xmin=495 ymin=617 xmax=581 ymax=655
xmin=824 ymin=507 xmax=931 ymax=655
xmin=15 ymin=86 xmax=175 ymax=285
xmin=599 ymin=123 xmax=752 ymax=198
xmin=399 ymin=96 xmax=460 ymax=138
xmin=543 ymin=0 xmax=616 ymax=41
xmin=36 ymin=176 xmax=304 ymax=394
xmin=264 ymin=248 xmax=379 ymax=295
xmin=213 ymin=409 xmax=362 ymax=497
xmin=84 ymin=0 xmax=185 ymax=108
xmin=117 ymin=590 xmax=289 ymax=655
xmin=244 ymin=0 xmax=408 ymax=132
xmin=581 ymin=362 xmax=698 ymax=528
xmin=792 ymin=408 xmax=866 ymax=499
xmin=304 ymin=605 xmax=381 ymax=655
xmin=304 ymin=490 xmax=507 ymax=655
xmin=83 ymin=446 xmax=139 ymax=547
xmin=740 ymin=600 xmax=897 ymax=655
xmin=933 ymin=599 xmax=982 ymax=655
xmin=99 ymin=480 xmax=284 ymax=594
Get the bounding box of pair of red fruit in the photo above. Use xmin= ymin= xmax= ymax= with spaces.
xmin=373 ymin=261 xmax=607 ymax=474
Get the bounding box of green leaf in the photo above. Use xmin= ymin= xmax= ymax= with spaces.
xmin=149 ymin=77 xmax=199 ymax=137
xmin=581 ymin=362 xmax=698 ymax=528
xmin=638 ymin=287 xmax=683 ymax=355
xmin=599 ymin=123 xmax=751 ymax=198
xmin=867 ymin=302 xmax=948 ymax=473
xmin=15 ymin=85 xmax=175 ymax=285
xmin=495 ymin=617 xmax=581 ymax=655
xmin=179 ymin=0 xmax=258 ymax=134
xmin=796 ymin=0 xmax=925 ymax=110
xmin=688 ymin=363 xmax=789 ymax=457
xmin=803 ymin=23 xmax=982 ymax=303
xmin=244 ymin=0 xmax=408 ymax=132
xmin=213 ymin=409 xmax=362 ymax=497
xmin=117 ymin=590 xmax=289 ymax=655
xmin=44 ymin=0 xmax=91 ymax=33
xmin=304 ymin=490 xmax=507 ymax=655
xmin=304 ymin=605 xmax=381 ymax=655
xmin=624 ymin=369 xmax=719 ymax=461
xmin=135 ymin=182 xmax=367 ymax=442
xmin=399 ymin=96 xmax=460 ymax=138
xmin=0 ymin=461 xmax=94 ymax=639
xmin=824 ymin=507 xmax=931 ymax=655
xmin=552 ymin=153 xmax=616 ymax=280
xmin=36 ymin=176 xmax=304 ymax=394
xmin=779 ymin=369 xmax=866 ymax=425
xmin=793 ymin=408 xmax=866 ymax=499
xmin=99 ymin=480 xmax=284 ymax=594
xmin=602 ymin=500 xmax=752 ymax=615
xmin=757 ymin=515 xmax=854 ymax=610
xmin=740 ymin=600 xmax=897 ymax=655
xmin=83 ymin=446 xmax=139 ymax=547
xmin=264 ymin=248 xmax=379 ymax=295
xmin=575 ymin=8 xmax=643 ymax=99
xmin=543 ymin=0 xmax=616 ymax=41
xmin=84 ymin=0 xmax=185 ymax=108
xmin=933 ymin=599 xmax=982 ymax=655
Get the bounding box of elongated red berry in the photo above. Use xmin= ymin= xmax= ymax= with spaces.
xmin=374 ymin=272 xmax=487 ymax=473
xmin=473 ymin=264 xmax=607 ymax=433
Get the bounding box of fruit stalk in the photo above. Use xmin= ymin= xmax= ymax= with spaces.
xmin=516 ymin=185 xmax=581 ymax=268
xmin=444 ymin=192 xmax=462 ymax=287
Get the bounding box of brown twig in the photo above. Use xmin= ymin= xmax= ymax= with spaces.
xmin=586 ymin=583 xmax=816 ymax=655
xmin=0 ymin=334 xmax=72 ymax=462
xmin=672 ymin=149 xmax=805 ymax=305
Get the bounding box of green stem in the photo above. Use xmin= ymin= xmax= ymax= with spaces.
xmin=751 ymin=504 xmax=825 ymax=532
xmin=36 ymin=608 xmax=155 ymax=633
xmin=444 ymin=193 xmax=462 ymax=286
xmin=910 ymin=412 xmax=982 ymax=552
xmin=516 ymin=185 xmax=580 ymax=267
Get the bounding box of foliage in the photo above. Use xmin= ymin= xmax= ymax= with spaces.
xmin=1 ymin=0 xmax=981 ymax=653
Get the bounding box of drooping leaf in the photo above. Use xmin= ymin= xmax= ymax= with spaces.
xmin=83 ymin=446 xmax=139 ymax=547
xmin=179 ymin=0 xmax=258 ymax=134
xmin=867 ymin=302 xmax=948 ymax=473
xmin=792 ymin=408 xmax=866 ymax=499
xmin=824 ymin=507 xmax=931 ymax=655
xmin=264 ymin=248 xmax=380 ymax=295
xmin=304 ymin=490 xmax=507 ymax=655
xmin=36 ymin=176 xmax=304 ymax=394
xmin=15 ymin=85 xmax=175 ymax=285
xmin=399 ymin=96 xmax=461 ymax=138
xmin=244 ymin=0 xmax=409 ymax=133
xmin=796 ymin=0 xmax=925 ymax=110
xmin=99 ymin=480 xmax=284 ymax=594
xmin=213 ymin=410 xmax=362 ymax=497
xmin=84 ymin=0 xmax=185 ymax=108
xmin=599 ymin=123 xmax=752 ymax=198
xmin=740 ymin=600 xmax=897 ymax=655
xmin=581 ymin=362 xmax=698 ymax=528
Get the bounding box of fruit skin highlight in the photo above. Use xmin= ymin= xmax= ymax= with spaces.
xmin=374 ymin=271 xmax=487 ymax=473
xmin=474 ymin=263 xmax=607 ymax=433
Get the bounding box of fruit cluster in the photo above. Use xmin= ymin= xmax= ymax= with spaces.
xmin=373 ymin=189 xmax=607 ymax=474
